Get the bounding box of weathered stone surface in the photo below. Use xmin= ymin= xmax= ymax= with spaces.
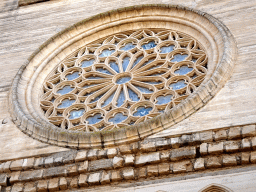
xmin=44 ymin=157 xmax=54 ymax=168
xmin=59 ymin=177 xmax=68 ymax=190
xmin=78 ymin=174 xmax=88 ymax=187
xmin=100 ymin=171 xmax=110 ymax=184
xmin=147 ymin=165 xmax=158 ymax=176
xmin=66 ymin=164 xmax=78 ymax=176
xmin=170 ymin=146 xmax=196 ymax=161
xmin=89 ymin=159 xmax=112 ymax=171
xmin=48 ymin=177 xmax=59 ymax=192
xmin=155 ymin=138 xmax=169 ymax=149
xmin=214 ymin=129 xmax=227 ymax=141
xmin=111 ymin=170 xmax=122 ymax=181
xmin=113 ymin=156 xmax=124 ymax=168
xmin=75 ymin=150 xmax=87 ymax=162
xmin=228 ymin=127 xmax=241 ymax=140
xmin=37 ymin=180 xmax=48 ymax=192
xmin=11 ymin=183 xmax=24 ymax=192
xmin=173 ymin=160 xmax=192 ymax=173
xmin=43 ymin=166 xmax=67 ymax=178
xmin=250 ymin=151 xmax=256 ymax=163
xmin=0 ymin=173 xmax=7 ymax=186
xmin=87 ymin=149 xmax=98 ymax=160
xmin=241 ymin=138 xmax=251 ymax=151
xmin=131 ymin=142 xmax=139 ymax=153
xmin=135 ymin=152 xmax=160 ymax=166
xmin=138 ymin=167 xmax=147 ymax=178
xmin=98 ymin=150 xmax=107 ymax=159
xmin=88 ymin=172 xmax=101 ymax=185
xmin=123 ymin=168 xmax=135 ymax=179
xmin=192 ymin=133 xmax=201 ymax=145
xmin=242 ymin=125 xmax=256 ymax=137
xmin=180 ymin=135 xmax=192 ymax=146
xmin=24 ymin=182 xmax=36 ymax=192
xmin=223 ymin=155 xmax=237 ymax=166
xmin=206 ymin=157 xmax=222 ymax=168
xmin=160 ymin=150 xmax=170 ymax=162
xmin=140 ymin=140 xmax=156 ymax=152
xmin=208 ymin=142 xmax=224 ymax=154
xmin=9 ymin=171 xmax=21 ymax=183
xmin=10 ymin=159 xmax=23 ymax=171
xmin=225 ymin=141 xmax=240 ymax=152
xmin=200 ymin=131 xmax=213 ymax=142
xmin=34 ymin=158 xmax=44 ymax=169
xmin=3 ymin=161 xmax=11 ymax=173
xmin=20 ymin=170 xmax=43 ymax=181
xmin=169 ymin=137 xmax=180 ymax=149
xmin=241 ymin=152 xmax=250 ymax=164
xmin=119 ymin=145 xmax=132 ymax=154
xmin=107 ymin=148 xmax=118 ymax=158
xmin=124 ymin=154 xmax=135 ymax=166
xmin=78 ymin=161 xmax=89 ymax=173
xmin=158 ymin=163 xmax=170 ymax=175
xmin=200 ymin=143 xmax=208 ymax=156
xmin=53 ymin=157 xmax=63 ymax=166
xmin=22 ymin=158 xmax=35 ymax=170
xmin=70 ymin=177 xmax=78 ymax=188
xmin=194 ymin=158 xmax=205 ymax=170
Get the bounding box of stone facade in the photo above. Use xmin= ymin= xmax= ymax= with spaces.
xmin=0 ymin=0 xmax=256 ymax=191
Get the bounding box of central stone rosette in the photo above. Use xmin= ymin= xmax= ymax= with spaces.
xmin=40 ymin=29 xmax=208 ymax=132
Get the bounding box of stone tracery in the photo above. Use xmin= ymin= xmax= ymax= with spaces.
xmin=40 ymin=29 xmax=208 ymax=132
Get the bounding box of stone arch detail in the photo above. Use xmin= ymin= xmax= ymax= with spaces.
xmin=199 ymin=184 xmax=233 ymax=192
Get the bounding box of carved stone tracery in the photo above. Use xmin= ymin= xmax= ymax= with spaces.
xmin=40 ymin=29 xmax=208 ymax=132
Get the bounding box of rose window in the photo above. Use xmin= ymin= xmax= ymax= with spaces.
xmin=40 ymin=29 xmax=208 ymax=132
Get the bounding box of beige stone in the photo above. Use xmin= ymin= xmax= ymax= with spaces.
xmin=250 ymin=151 xmax=256 ymax=163
xmin=241 ymin=152 xmax=250 ymax=164
xmin=194 ymin=158 xmax=205 ymax=171
xmin=119 ymin=145 xmax=132 ymax=154
xmin=123 ymin=168 xmax=135 ymax=180
xmin=59 ymin=177 xmax=68 ymax=190
xmin=200 ymin=131 xmax=213 ymax=142
xmin=242 ymin=125 xmax=256 ymax=137
xmin=214 ymin=129 xmax=227 ymax=141
xmin=228 ymin=127 xmax=241 ymax=140
xmin=11 ymin=183 xmax=23 ymax=192
xmin=208 ymin=142 xmax=224 ymax=154
xmin=124 ymin=154 xmax=135 ymax=166
xmin=170 ymin=146 xmax=196 ymax=161
xmin=160 ymin=150 xmax=170 ymax=162
xmin=10 ymin=159 xmax=23 ymax=171
xmin=113 ymin=156 xmax=124 ymax=169
xmin=138 ymin=167 xmax=147 ymax=178
xmin=87 ymin=149 xmax=98 ymax=160
xmin=241 ymin=138 xmax=251 ymax=151
xmin=24 ymin=182 xmax=36 ymax=192
xmin=158 ymin=163 xmax=170 ymax=175
xmin=37 ymin=180 xmax=48 ymax=192
xmin=223 ymin=155 xmax=237 ymax=166
xmin=200 ymin=143 xmax=208 ymax=156
xmin=22 ymin=158 xmax=35 ymax=170
xmin=173 ymin=160 xmax=192 ymax=173
xmin=206 ymin=157 xmax=222 ymax=168
xmin=107 ymin=148 xmax=118 ymax=158
xmin=70 ymin=177 xmax=78 ymax=188
xmin=170 ymin=137 xmax=180 ymax=149
xmin=225 ymin=141 xmax=240 ymax=153
xmin=100 ymin=171 xmax=110 ymax=184
xmin=147 ymin=165 xmax=159 ymax=176
xmin=88 ymin=172 xmax=101 ymax=185
xmin=48 ymin=177 xmax=59 ymax=192
xmin=75 ymin=150 xmax=87 ymax=162
xmin=111 ymin=170 xmax=122 ymax=182
xmin=135 ymin=152 xmax=160 ymax=166
xmin=9 ymin=171 xmax=21 ymax=183
xmin=78 ymin=161 xmax=89 ymax=173
xmin=140 ymin=141 xmax=156 ymax=152
xmin=78 ymin=174 xmax=88 ymax=187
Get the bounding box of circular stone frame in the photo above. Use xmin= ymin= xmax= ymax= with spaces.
xmin=9 ymin=4 xmax=237 ymax=149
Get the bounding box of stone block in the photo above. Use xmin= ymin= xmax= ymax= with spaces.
xmin=160 ymin=150 xmax=170 ymax=162
xmin=250 ymin=151 xmax=256 ymax=163
xmin=208 ymin=142 xmax=224 ymax=154
xmin=3 ymin=161 xmax=11 ymax=173
xmin=78 ymin=161 xmax=89 ymax=173
xmin=100 ymin=171 xmax=110 ymax=184
xmin=242 ymin=125 xmax=256 ymax=138
xmin=48 ymin=178 xmax=59 ymax=192
xmin=140 ymin=140 xmax=156 ymax=152
xmin=192 ymin=133 xmax=201 ymax=145
xmin=111 ymin=170 xmax=122 ymax=182
xmin=43 ymin=166 xmax=67 ymax=178
xmin=138 ymin=167 xmax=147 ymax=178
xmin=170 ymin=146 xmax=196 ymax=161
xmin=123 ymin=168 xmax=135 ymax=180
xmin=173 ymin=160 xmax=192 ymax=173
xmin=78 ymin=174 xmax=88 ymax=187
xmin=87 ymin=149 xmax=98 ymax=160
xmin=200 ymin=143 xmax=208 ymax=156
xmin=241 ymin=138 xmax=251 ymax=151
xmin=59 ymin=177 xmax=68 ymax=190
xmin=147 ymin=165 xmax=158 ymax=176
xmin=200 ymin=131 xmax=213 ymax=142
xmin=251 ymin=136 xmax=256 ymax=150
xmin=88 ymin=172 xmax=101 ymax=185
xmin=20 ymin=170 xmax=43 ymax=181
xmin=241 ymin=152 xmax=250 ymax=164
xmin=11 ymin=183 xmax=24 ymax=192
xmin=155 ymin=138 xmax=169 ymax=149
xmin=98 ymin=150 xmax=107 ymax=159
xmin=44 ymin=157 xmax=54 ymax=168
xmin=206 ymin=157 xmax=222 ymax=168
xmin=223 ymin=155 xmax=237 ymax=166
xmin=53 ymin=157 xmax=63 ymax=166
xmin=24 ymin=182 xmax=36 ymax=192
xmin=119 ymin=145 xmax=132 ymax=154
xmin=194 ymin=158 xmax=205 ymax=170
xmin=34 ymin=158 xmax=44 ymax=169
xmin=70 ymin=177 xmax=78 ymax=188
xmin=158 ymin=163 xmax=170 ymax=175
xmin=228 ymin=127 xmax=241 ymax=140
xmin=66 ymin=164 xmax=78 ymax=176
xmin=37 ymin=180 xmax=48 ymax=192
xmin=135 ymin=152 xmax=160 ymax=166
xmin=214 ymin=129 xmax=227 ymax=141
xmin=0 ymin=163 xmax=4 ymax=173
xmin=225 ymin=141 xmax=240 ymax=153
xmin=0 ymin=173 xmax=7 ymax=186
xmin=180 ymin=135 xmax=192 ymax=146
xmin=107 ymin=148 xmax=118 ymax=158
xmin=89 ymin=159 xmax=112 ymax=171
xmin=75 ymin=150 xmax=87 ymax=162
xmin=124 ymin=154 xmax=135 ymax=166
xmin=169 ymin=137 xmax=180 ymax=148
xmin=10 ymin=159 xmax=23 ymax=171
xmin=113 ymin=156 xmax=124 ymax=168
xmin=9 ymin=171 xmax=21 ymax=183
xmin=22 ymin=158 xmax=35 ymax=170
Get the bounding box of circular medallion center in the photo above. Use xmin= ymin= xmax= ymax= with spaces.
xmin=116 ymin=76 xmax=131 ymax=84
